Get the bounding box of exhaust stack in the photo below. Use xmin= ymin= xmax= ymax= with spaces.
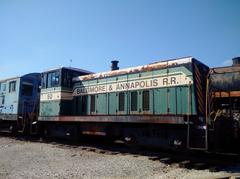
xmin=232 ymin=57 xmax=240 ymax=66
xmin=111 ymin=60 xmax=119 ymax=71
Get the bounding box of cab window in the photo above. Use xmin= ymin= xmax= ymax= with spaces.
xmin=47 ymin=71 xmax=60 ymax=88
xmin=9 ymin=81 xmax=16 ymax=93
xmin=41 ymin=74 xmax=47 ymax=89
xmin=1 ymin=96 xmax=5 ymax=105
xmin=62 ymin=69 xmax=83 ymax=88
xmin=62 ymin=69 xmax=72 ymax=88
xmin=2 ymin=84 xmax=6 ymax=91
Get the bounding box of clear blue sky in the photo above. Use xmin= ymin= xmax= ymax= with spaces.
xmin=0 ymin=0 xmax=239 ymax=79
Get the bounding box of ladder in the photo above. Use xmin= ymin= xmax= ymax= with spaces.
xmin=187 ymin=80 xmax=208 ymax=151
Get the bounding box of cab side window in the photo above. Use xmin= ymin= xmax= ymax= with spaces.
xmin=62 ymin=70 xmax=72 ymax=88
xmin=47 ymin=71 xmax=60 ymax=88
xmin=2 ymin=84 xmax=6 ymax=91
xmin=1 ymin=96 xmax=5 ymax=105
xmin=41 ymin=74 xmax=47 ymax=89
xmin=9 ymin=81 xmax=16 ymax=93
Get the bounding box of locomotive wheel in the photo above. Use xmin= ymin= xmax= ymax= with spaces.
xmin=124 ymin=133 xmax=138 ymax=147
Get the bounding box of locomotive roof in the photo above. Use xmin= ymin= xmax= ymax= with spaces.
xmin=211 ymin=65 xmax=240 ymax=74
xmin=0 ymin=76 xmax=20 ymax=83
xmin=42 ymin=66 xmax=93 ymax=74
xmin=73 ymin=56 xmax=195 ymax=82
xmin=0 ymin=73 xmax=40 ymax=83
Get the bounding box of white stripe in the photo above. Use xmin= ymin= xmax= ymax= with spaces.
xmin=40 ymin=91 xmax=73 ymax=101
xmin=73 ymin=73 xmax=192 ymax=96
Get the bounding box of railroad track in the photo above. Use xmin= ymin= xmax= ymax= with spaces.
xmin=1 ymin=132 xmax=240 ymax=175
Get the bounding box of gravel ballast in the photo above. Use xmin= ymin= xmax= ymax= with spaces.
xmin=0 ymin=136 xmax=239 ymax=179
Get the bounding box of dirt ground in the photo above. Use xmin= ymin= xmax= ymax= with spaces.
xmin=0 ymin=136 xmax=239 ymax=179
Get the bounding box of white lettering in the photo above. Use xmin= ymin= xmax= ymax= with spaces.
xmin=73 ymin=73 xmax=192 ymax=96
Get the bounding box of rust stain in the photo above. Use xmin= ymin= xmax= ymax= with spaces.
xmin=39 ymin=115 xmax=186 ymax=124
xmin=212 ymin=91 xmax=240 ymax=97
xmin=211 ymin=65 xmax=240 ymax=74
xmin=74 ymin=57 xmax=192 ymax=81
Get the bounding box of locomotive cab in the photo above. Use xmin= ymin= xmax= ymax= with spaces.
xmin=38 ymin=67 xmax=92 ymax=138
xmin=39 ymin=67 xmax=92 ymax=117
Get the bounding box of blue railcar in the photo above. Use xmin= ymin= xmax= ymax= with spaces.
xmin=0 ymin=73 xmax=41 ymax=134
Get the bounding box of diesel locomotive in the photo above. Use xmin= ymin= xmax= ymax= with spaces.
xmin=0 ymin=56 xmax=239 ymax=152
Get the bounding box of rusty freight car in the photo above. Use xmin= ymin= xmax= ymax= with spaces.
xmin=207 ymin=57 xmax=240 ymax=152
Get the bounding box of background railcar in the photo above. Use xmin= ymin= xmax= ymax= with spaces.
xmin=207 ymin=57 xmax=240 ymax=152
xmin=0 ymin=73 xmax=40 ymax=134
xmin=39 ymin=57 xmax=209 ymax=150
